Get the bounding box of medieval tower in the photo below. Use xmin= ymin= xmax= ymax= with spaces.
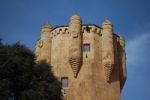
xmin=35 ymin=14 xmax=127 ymax=100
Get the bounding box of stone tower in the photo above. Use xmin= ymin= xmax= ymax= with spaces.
xmin=35 ymin=14 xmax=127 ymax=100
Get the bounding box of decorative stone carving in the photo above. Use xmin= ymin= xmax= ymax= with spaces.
xmin=71 ymin=29 xmax=78 ymax=38
xmin=104 ymin=61 xmax=114 ymax=82
xmin=69 ymin=56 xmax=81 ymax=78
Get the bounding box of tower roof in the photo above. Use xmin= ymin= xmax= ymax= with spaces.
xmin=42 ymin=22 xmax=52 ymax=29
xmin=102 ymin=19 xmax=112 ymax=26
xmin=70 ymin=14 xmax=81 ymax=20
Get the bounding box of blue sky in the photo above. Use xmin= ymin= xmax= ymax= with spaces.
xmin=0 ymin=0 xmax=150 ymax=99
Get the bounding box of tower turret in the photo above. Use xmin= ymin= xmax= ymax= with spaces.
xmin=41 ymin=22 xmax=52 ymax=39
xmin=101 ymin=19 xmax=115 ymax=82
xmin=69 ymin=14 xmax=82 ymax=78
xmin=35 ymin=22 xmax=52 ymax=63
xmin=119 ymin=36 xmax=127 ymax=89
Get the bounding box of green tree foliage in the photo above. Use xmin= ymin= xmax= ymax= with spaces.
xmin=0 ymin=41 xmax=62 ymax=100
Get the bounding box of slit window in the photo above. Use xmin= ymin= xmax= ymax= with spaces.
xmin=61 ymin=77 xmax=68 ymax=88
xmin=83 ymin=44 xmax=90 ymax=52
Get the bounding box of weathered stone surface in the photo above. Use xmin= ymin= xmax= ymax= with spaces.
xmin=35 ymin=15 xmax=127 ymax=100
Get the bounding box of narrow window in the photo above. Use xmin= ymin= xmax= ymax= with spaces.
xmin=83 ymin=44 xmax=90 ymax=52
xmin=61 ymin=77 xmax=68 ymax=88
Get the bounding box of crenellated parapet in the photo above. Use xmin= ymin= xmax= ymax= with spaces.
xmin=49 ymin=25 xmax=101 ymax=39
xmin=82 ymin=25 xmax=101 ymax=35
xmin=50 ymin=27 xmax=69 ymax=38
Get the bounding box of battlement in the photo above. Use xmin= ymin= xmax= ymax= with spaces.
xmin=49 ymin=24 xmax=103 ymax=39
xmin=48 ymin=24 xmax=123 ymax=41
xmin=82 ymin=24 xmax=101 ymax=35
xmin=50 ymin=26 xmax=69 ymax=38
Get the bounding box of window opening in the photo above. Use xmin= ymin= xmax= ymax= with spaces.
xmin=61 ymin=77 xmax=68 ymax=88
xmin=83 ymin=44 xmax=90 ymax=52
